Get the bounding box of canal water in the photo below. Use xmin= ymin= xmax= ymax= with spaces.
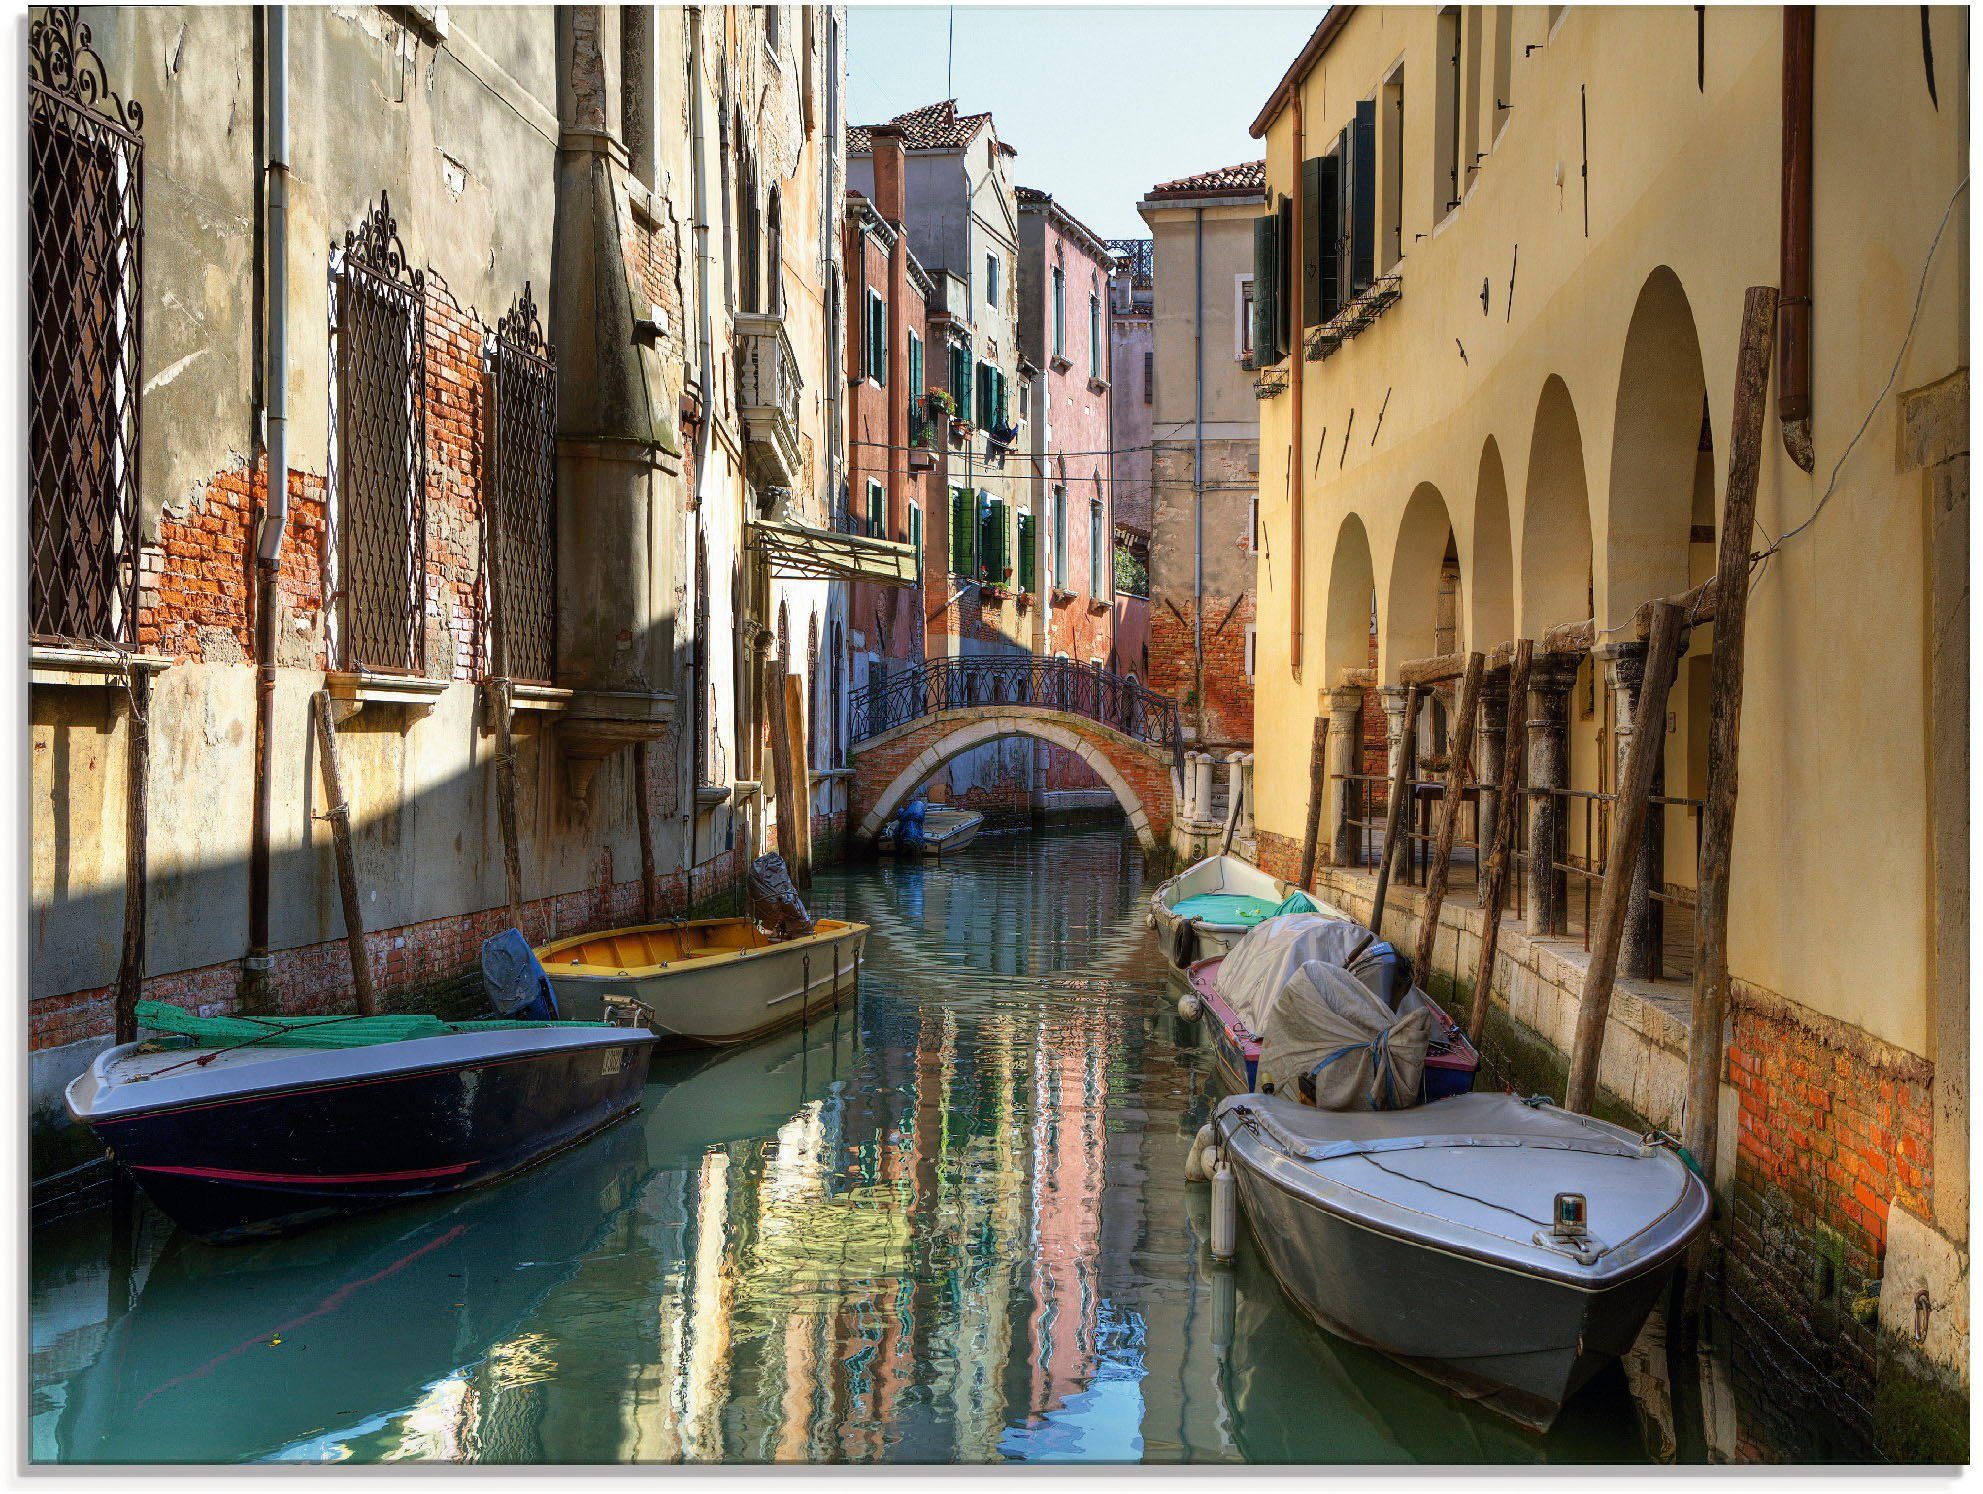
xmin=32 ymin=822 xmax=1661 ymax=1464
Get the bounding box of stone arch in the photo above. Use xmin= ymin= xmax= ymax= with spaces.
xmin=1323 ymin=512 xmax=1378 ymax=683
xmin=1383 ymin=482 xmax=1462 ymax=678
xmin=1520 ymin=374 xmax=1594 ymax=635
xmin=856 ymin=715 xmax=1160 ymax=851
xmin=1470 ymin=437 xmax=1515 ymax=648
xmin=1606 ymin=266 xmax=1709 ymax=625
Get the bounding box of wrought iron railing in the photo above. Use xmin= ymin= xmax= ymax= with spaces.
xmin=486 ymin=282 xmax=557 ymax=683
xmin=29 ymin=6 xmax=143 ymax=647
xmin=851 ymin=656 xmax=1184 ymax=774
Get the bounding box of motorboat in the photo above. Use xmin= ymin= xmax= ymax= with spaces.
xmin=1149 ymin=853 xmax=1318 ymax=969
xmin=1187 ymin=915 xmax=1479 ymax=1101
xmin=538 ymin=916 xmax=868 ymax=1047
xmin=876 ymin=802 xmax=984 ymax=858
xmin=1211 ymin=1089 xmax=1711 ymax=1431
xmin=64 ymin=1002 xmax=657 ymax=1243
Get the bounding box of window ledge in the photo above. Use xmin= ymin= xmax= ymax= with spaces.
xmin=31 ymin=646 xmax=172 ymax=690
xmin=326 ymin=669 xmax=450 ymax=710
xmin=506 ymin=682 xmax=573 ymax=714
xmin=695 ymin=784 xmax=733 ymax=809
xmin=1049 ymin=354 xmax=1073 ymax=374
xmin=732 ymin=779 xmax=763 ymax=801
xmin=1087 ymin=376 xmax=1110 ymax=394
xmin=1086 ymin=597 xmax=1113 ymax=614
xmin=810 ymin=767 xmax=856 ymax=783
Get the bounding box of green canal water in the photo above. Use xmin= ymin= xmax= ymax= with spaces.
xmin=31 ymin=823 xmax=1664 ymax=1464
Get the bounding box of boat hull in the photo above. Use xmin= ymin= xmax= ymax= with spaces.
xmin=877 ymin=807 xmax=984 ymax=857
xmin=77 ymin=1035 xmax=656 ymax=1243
xmin=1149 ymin=854 xmax=1314 ymax=971
xmin=548 ymin=922 xmax=868 ymax=1046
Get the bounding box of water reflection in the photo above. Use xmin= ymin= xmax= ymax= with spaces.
xmin=31 ymin=824 xmax=1655 ymax=1464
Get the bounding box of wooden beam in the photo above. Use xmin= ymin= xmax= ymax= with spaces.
xmin=113 ymin=672 xmax=151 ymax=1046
xmin=785 ymin=673 xmax=815 ymax=892
xmin=1564 ymin=601 xmax=1688 ymax=1113
xmin=1369 ymin=684 xmax=1420 ymax=933
xmin=634 ymin=740 xmax=657 ymax=922
xmin=765 ymin=656 xmax=803 ymax=881
xmin=1414 ymin=653 xmax=1484 ymax=978
xmin=1470 ymin=639 xmax=1532 ymax=1044
xmin=1685 ymin=287 xmax=1779 ymax=1198
xmin=489 ymin=680 xmax=526 ymax=932
xmin=312 ymin=690 xmax=379 ymax=1017
xmin=1297 ymin=715 xmax=1330 ymax=890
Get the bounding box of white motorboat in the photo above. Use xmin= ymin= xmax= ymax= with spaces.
xmin=1211 ymin=1089 xmax=1711 ymax=1431
xmin=876 ymin=804 xmax=984 ymax=857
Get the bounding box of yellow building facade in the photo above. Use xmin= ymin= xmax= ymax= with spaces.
xmin=1247 ymin=6 xmax=1966 ymax=1454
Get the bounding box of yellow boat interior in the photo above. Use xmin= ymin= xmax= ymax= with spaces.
xmin=537 ymin=918 xmax=862 ymax=977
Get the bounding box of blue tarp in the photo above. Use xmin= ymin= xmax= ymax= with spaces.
xmin=481 ymin=928 xmax=560 ymax=1020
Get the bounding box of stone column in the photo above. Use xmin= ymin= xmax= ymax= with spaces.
xmin=1193 ymin=753 xmax=1216 ymax=824
xmin=1603 ymin=641 xmax=1665 ymax=979
xmin=1526 ymin=652 xmax=1581 ymax=937
xmin=1475 ymin=666 xmax=1509 ymax=902
xmin=1323 ymin=687 xmax=1363 ymax=866
xmin=1380 ymin=686 xmax=1415 ymax=882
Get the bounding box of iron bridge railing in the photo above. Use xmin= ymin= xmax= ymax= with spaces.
xmin=851 ymin=656 xmax=1185 ymax=778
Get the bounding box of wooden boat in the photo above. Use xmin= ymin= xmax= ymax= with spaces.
xmin=1213 ymin=1089 xmax=1711 ymax=1431
xmin=65 ymin=1003 xmax=657 ymax=1243
xmin=876 ymin=804 xmax=984 ymax=857
xmin=1149 ymin=853 xmax=1312 ymax=969
xmin=538 ymin=916 xmax=868 ymax=1047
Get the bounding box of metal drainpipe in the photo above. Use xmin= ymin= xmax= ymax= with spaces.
xmin=1777 ymin=5 xmax=1815 ymax=472
xmin=246 ymin=4 xmax=289 ymax=996
xmin=686 ymin=5 xmax=717 ymax=899
xmin=1192 ymin=206 xmax=1205 ymax=744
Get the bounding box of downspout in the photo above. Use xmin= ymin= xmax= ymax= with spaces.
xmin=1288 ymin=89 xmax=1305 ymax=676
xmin=686 ymin=5 xmax=716 ymax=899
xmin=1778 ymin=5 xmax=1815 ymax=472
xmin=246 ymin=4 xmax=289 ymax=996
xmin=1192 ymin=206 xmax=1205 ymax=743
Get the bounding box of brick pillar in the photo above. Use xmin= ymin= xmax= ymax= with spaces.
xmin=1475 ymin=665 xmax=1509 ymax=902
xmin=1381 ymin=685 xmax=1413 ymax=882
xmin=1323 ymin=687 xmax=1363 ymax=865
xmin=1526 ymin=652 xmax=1581 ymax=937
xmin=1603 ymin=640 xmax=1665 ymax=979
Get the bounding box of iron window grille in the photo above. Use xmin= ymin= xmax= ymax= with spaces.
xmin=331 ymin=191 xmax=427 ymax=675
xmin=486 ymin=283 xmax=558 ymax=683
xmin=29 ymin=6 xmax=143 ymax=648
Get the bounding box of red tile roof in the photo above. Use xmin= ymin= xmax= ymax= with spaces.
xmin=849 ymin=99 xmax=999 ymax=155
xmin=1146 ymin=160 xmax=1268 ymax=200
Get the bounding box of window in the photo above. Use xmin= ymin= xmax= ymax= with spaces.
xmin=985 ymin=253 xmax=999 ymax=306
xmin=1088 ymin=289 xmax=1102 ymax=377
xmin=1236 ymin=274 xmax=1256 ymax=363
xmin=1462 ymin=7 xmax=1485 ymax=191
xmin=1380 ymin=68 xmax=1406 ymax=272
xmin=907 ymin=329 xmax=923 ymax=396
xmin=1248 ymin=494 xmax=1261 ymax=554
xmin=978 ymin=494 xmax=1009 ymax=584
xmin=1301 ymin=152 xmax=1341 ymax=326
xmin=1088 ymin=498 xmax=1105 ymax=596
xmin=976 ymin=361 xmax=1008 ymax=430
xmin=1244 ymin=625 xmax=1257 ymax=681
xmin=1017 ymin=509 xmax=1036 ymax=592
xmin=950 ymin=339 xmax=972 ymax=420
xmin=488 ymin=284 xmax=558 ymax=682
xmin=865 ymin=287 xmax=886 ymax=383
xmin=1052 ymin=263 xmax=1066 ymax=357
xmin=334 ymin=192 xmax=427 ymax=673
xmin=1051 ymin=486 xmax=1068 ymax=589
xmin=1143 ymin=348 xmax=1154 ymax=404
xmin=908 ymin=501 xmax=923 ymax=562
xmin=29 ymin=14 xmax=144 ymax=646
xmin=866 ymin=477 xmax=885 ymax=538
xmin=948 ymin=486 xmax=976 ymax=576
xmin=1435 ymin=7 xmax=1463 ymax=219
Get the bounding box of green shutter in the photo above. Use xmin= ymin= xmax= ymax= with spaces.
xmin=1252 ymin=212 xmax=1281 ymax=365
xmin=953 ymin=345 xmax=971 ymax=420
xmin=950 ymin=487 xmax=973 ymax=575
xmin=908 ymin=333 xmax=923 ymax=396
xmin=995 ymin=370 xmax=1009 ymax=427
xmin=979 ymin=496 xmax=1007 ymax=581
xmin=1017 ymin=511 xmax=1036 ymax=592
xmin=909 ymin=503 xmax=923 ymax=563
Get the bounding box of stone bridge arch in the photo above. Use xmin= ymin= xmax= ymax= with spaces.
xmin=849 ymin=707 xmax=1178 ymax=852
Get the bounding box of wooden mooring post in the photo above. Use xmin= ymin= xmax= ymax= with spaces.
xmin=1564 ymin=601 xmax=1687 ymax=1114
xmin=489 ymin=679 xmax=526 ymax=931
xmin=1682 ymin=286 xmax=1780 ymax=1299
xmin=1297 ymin=715 xmax=1330 ymax=891
xmin=785 ymin=673 xmax=815 ymax=892
xmin=1469 ymin=639 xmax=1532 ymax=1045
xmin=113 ymin=670 xmax=152 ymax=1046
xmin=633 ymin=740 xmax=658 ymax=922
xmin=1369 ymin=684 xmax=1421 ymax=933
xmin=766 ymin=656 xmax=804 ymax=881
xmin=312 ymin=690 xmax=379 ymax=1016
xmin=1413 ymin=653 xmax=1484 ymax=980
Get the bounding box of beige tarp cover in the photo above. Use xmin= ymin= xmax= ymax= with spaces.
xmin=1257 ymin=960 xmax=1431 ymax=1111
xmin=749 ymin=518 xmax=918 ymax=586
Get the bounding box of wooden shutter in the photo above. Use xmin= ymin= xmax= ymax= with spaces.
xmin=1352 ymin=98 xmax=1376 ymax=292
xmin=1017 ymin=510 xmax=1036 ymax=592
xmin=1337 ymin=125 xmax=1354 ymax=311
xmin=1316 ymin=154 xmax=1342 ymax=321
xmin=980 ymin=496 xmax=1007 ymax=580
xmin=1301 ymin=156 xmax=1325 ymax=327
xmin=950 ymin=487 xmax=973 ymax=574
xmin=1276 ymin=197 xmax=1294 ymax=355
xmin=1251 ymin=212 xmax=1280 ymax=366
xmin=954 ymin=346 xmax=971 ymax=420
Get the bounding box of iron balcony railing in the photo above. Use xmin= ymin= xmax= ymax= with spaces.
xmin=851 ymin=655 xmax=1185 ymax=777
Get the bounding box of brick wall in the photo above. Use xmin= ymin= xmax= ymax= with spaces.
xmin=1149 ymin=592 xmax=1254 ymax=749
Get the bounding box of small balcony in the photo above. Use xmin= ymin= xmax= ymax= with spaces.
xmin=734 ymin=311 xmax=803 ymax=490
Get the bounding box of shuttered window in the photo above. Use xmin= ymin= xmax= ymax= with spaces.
xmin=1304 ymin=154 xmax=1343 ymax=325
xmin=907 ymin=330 xmax=923 ymax=395
xmin=951 ymin=342 xmax=972 ymax=420
xmin=1051 ymin=486 xmax=1069 ymax=587
xmin=865 ymin=288 xmax=886 ymax=383
xmin=979 ymin=495 xmax=1008 ymax=582
xmin=1351 ymin=98 xmax=1376 ymax=293
xmin=1088 ymin=292 xmax=1102 ymax=377
xmin=908 ymin=501 xmax=923 ymax=563
xmin=865 ymin=477 xmax=885 ymax=537
xmin=949 ymin=486 xmax=975 ymax=576
xmin=1017 ymin=510 xmax=1036 ymax=592
xmin=1250 ymin=212 xmax=1281 ymax=367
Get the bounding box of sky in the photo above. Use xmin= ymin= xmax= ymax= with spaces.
xmin=845 ymin=5 xmax=1322 ymax=242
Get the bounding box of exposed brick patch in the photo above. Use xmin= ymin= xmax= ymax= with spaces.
xmin=1149 ymin=593 xmax=1255 ymax=748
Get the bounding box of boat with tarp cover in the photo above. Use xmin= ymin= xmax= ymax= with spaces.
xmin=66 ymin=1002 xmax=657 ymax=1242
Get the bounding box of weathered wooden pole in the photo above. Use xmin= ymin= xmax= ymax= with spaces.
xmin=1470 ymin=639 xmax=1533 ymax=1045
xmin=1564 ymin=601 xmax=1687 ymax=1113
xmin=1414 ymin=652 xmax=1485 ymax=979
xmin=312 ymin=690 xmax=379 ymax=1016
xmin=1297 ymin=714 xmax=1330 ymax=890
xmin=633 ymin=740 xmax=658 ymax=922
xmin=765 ymin=656 xmax=803 ymax=875
xmin=113 ymin=671 xmax=152 ymax=1046
xmin=1369 ymin=684 xmax=1421 ymax=933
xmin=1684 ymin=286 xmax=1780 ymax=1200
xmin=785 ymin=673 xmax=815 ymax=891
xmin=489 ymin=679 xmax=526 ymax=932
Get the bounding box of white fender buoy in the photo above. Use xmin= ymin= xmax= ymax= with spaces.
xmin=1177 ymin=990 xmax=1202 ymax=1022
xmin=1184 ymin=1123 xmax=1215 ymax=1182
xmin=1210 ymin=1161 xmax=1238 ymax=1263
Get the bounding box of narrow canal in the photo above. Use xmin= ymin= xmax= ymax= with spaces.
xmin=32 ymin=823 xmax=1661 ymax=1464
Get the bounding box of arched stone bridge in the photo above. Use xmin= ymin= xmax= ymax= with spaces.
xmin=848 ymin=659 xmax=1185 ymax=853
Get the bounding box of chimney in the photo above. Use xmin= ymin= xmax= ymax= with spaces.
xmin=870 ymin=123 xmax=908 ymax=228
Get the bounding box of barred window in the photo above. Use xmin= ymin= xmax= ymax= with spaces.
xmin=487 ymin=284 xmax=557 ymax=683
xmin=29 ymin=8 xmax=143 ymax=646
xmin=333 ymin=192 xmax=426 ymax=674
